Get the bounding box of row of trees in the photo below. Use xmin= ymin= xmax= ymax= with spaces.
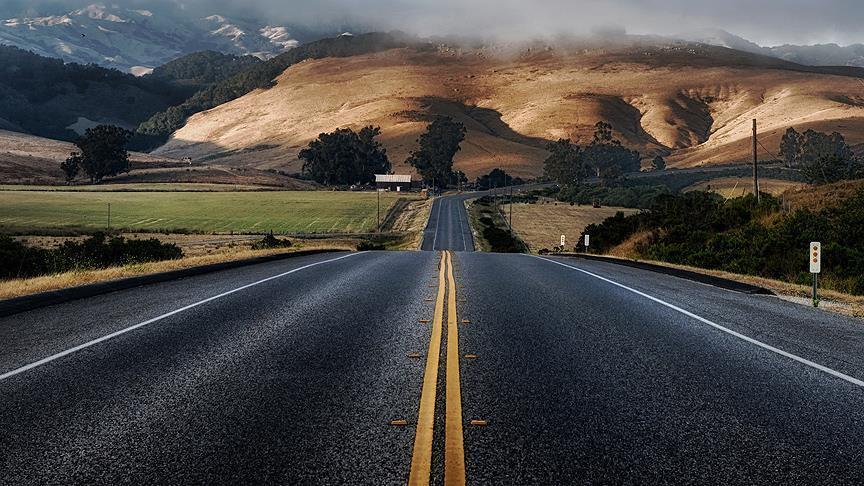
xmin=544 ymin=122 xmax=642 ymax=187
xmin=300 ymin=116 xmax=467 ymax=187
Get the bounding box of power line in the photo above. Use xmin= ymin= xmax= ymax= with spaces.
xmin=757 ymin=138 xmax=778 ymax=160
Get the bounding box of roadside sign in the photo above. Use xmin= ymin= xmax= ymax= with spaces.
xmin=810 ymin=242 xmax=821 ymax=274
xmin=584 ymin=235 xmax=590 ymax=248
xmin=560 ymin=235 xmax=566 ymax=246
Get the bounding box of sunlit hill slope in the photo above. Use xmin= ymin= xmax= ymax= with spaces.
xmin=156 ymin=42 xmax=864 ymax=178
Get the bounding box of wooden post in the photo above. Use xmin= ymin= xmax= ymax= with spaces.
xmin=752 ymin=119 xmax=760 ymax=203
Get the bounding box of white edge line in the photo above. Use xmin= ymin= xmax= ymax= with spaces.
xmin=457 ymin=198 xmax=468 ymax=251
xmin=431 ymin=197 xmax=443 ymax=251
xmin=532 ymin=255 xmax=864 ymax=388
xmin=0 ymin=252 xmax=365 ymax=382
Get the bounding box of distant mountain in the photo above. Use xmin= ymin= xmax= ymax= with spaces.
xmin=681 ymin=29 xmax=864 ymax=68
xmin=0 ymin=3 xmax=304 ymax=73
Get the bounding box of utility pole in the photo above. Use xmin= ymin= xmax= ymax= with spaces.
xmin=509 ymin=179 xmax=513 ymax=231
xmin=107 ymin=203 xmax=111 ymax=231
xmin=376 ymin=189 xmax=381 ymax=233
xmin=752 ymin=118 xmax=761 ymax=203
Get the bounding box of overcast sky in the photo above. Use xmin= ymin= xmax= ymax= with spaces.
xmin=4 ymin=0 xmax=863 ymax=46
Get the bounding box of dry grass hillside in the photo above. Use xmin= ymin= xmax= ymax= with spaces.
xmin=0 ymin=129 xmax=311 ymax=187
xmin=156 ymin=43 xmax=864 ymax=178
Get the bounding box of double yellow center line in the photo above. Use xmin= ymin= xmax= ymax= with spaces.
xmin=409 ymin=251 xmax=466 ymax=486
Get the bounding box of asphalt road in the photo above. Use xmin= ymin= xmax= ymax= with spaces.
xmin=421 ymin=185 xmax=548 ymax=252
xmin=4 ymin=202 xmax=864 ymax=483
xmin=421 ymin=194 xmax=476 ymax=252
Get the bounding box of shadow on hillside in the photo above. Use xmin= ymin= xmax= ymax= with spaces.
xmin=399 ymin=96 xmax=552 ymax=149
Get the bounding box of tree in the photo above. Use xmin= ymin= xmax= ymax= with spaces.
xmin=60 ymin=153 xmax=81 ymax=182
xmin=801 ymin=154 xmax=863 ymax=184
xmin=543 ymin=139 xmax=590 ymax=186
xmin=299 ymin=126 xmax=390 ymax=185
xmin=780 ymin=127 xmax=861 ymax=183
xmin=651 ymin=155 xmax=666 ymax=171
xmin=406 ymin=116 xmax=466 ymax=187
xmin=480 ymin=168 xmax=508 ymax=189
xmin=779 ymin=127 xmax=802 ymax=168
xmin=63 ymin=125 xmax=132 ymax=183
xmin=584 ymin=122 xmax=641 ymax=185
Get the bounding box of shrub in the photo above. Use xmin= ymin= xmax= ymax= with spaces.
xmin=0 ymin=233 xmax=182 ymax=280
xmin=357 ymin=241 xmax=386 ymax=251
xmin=252 ymin=234 xmax=292 ymax=250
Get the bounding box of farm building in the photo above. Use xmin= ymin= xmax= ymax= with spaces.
xmin=375 ymin=174 xmax=413 ymax=192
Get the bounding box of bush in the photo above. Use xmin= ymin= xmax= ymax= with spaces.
xmin=252 ymin=234 xmax=292 ymax=250
xmin=580 ymin=189 xmax=864 ymax=295
xmin=557 ymin=184 xmax=671 ymax=209
xmin=0 ymin=233 xmax=182 ymax=280
xmin=357 ymin=241 xmax=386 ymax=251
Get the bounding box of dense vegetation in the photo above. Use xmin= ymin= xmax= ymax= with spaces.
xmin=580 ymin=190 xmax=864 ymax=295
xmin=544 ymin=122 xmax=641 ymax=186
xmin=299 ymin=126 xmax=390 ymax=185
xmin=779 ymin=128 xmax=863 ymax=184
xmin=475 ymin=168 xmax=525 ymax=190
xmin=147 ymin=51 xmax=262 ymax=89
xmin=0 ymin=233 xmax=182 ymax=280
xmin=137 ymin=33 xmax=416 ymax=147
xmin=469 ymin=196 xmax=527 ymax=253
xmin=406 ymin=116 xmax=466 ymax=187
xmin=556 ymin=184 xmax=672 ymax=209
xmin=0 ymin=45 xmax=186 ymax=141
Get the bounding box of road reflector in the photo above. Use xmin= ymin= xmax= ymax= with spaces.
xmin=407 ymin=352 xmax=422 ymax=359
xmin=461 ymin=319 xmax=471 ymax=324
xmin=470 ymin=420 xmax=488 ymax=426
xmin=424 ymin=298 xmax=434 ymax=302
xmin=419 ymin=319 xmax=431 ymax=324
xmin=390 ymin=419 xmax=409 ymax=426
xmin=464 ymin=354 xmax=478 ymax=359
xmin=459 ymin=299 xmax=467 ymax=303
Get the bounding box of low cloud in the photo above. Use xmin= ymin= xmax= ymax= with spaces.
xmin=4 ymin=0 xmax=863 ymax=46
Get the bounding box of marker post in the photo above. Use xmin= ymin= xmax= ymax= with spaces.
xmin=810 ymin=242 xmax=821 ymax=307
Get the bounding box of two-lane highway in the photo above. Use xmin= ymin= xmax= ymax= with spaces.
xmin=4 ymin=191 xmax=864 ymax=484
xmin=421 ymin=194 xmax=475 ymax=252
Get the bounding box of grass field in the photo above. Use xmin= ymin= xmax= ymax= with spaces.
xmin=684 ymin=177 xmax=806 ymax=198
xmin=504 ymin=202 xmax=639 ymax=251
xmin=0 ymin=190 xmax=410 ymax=234
xmin=0 ymin=183 xmax=279 ymax=192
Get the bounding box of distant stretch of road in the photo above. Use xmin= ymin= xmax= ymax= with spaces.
xmin=3 ymin=191 xmax=864 ymax=484
xmin=421 ymin=184 xmax=547 ymax=252
xmin=421 ymin=193 xmax=476 ymax=252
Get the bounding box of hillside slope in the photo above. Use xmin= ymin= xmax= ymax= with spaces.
xmin=0 ymin=129 xmax=310 ymax=187
xmin=156 ymin=43 xmax=864 ymax=178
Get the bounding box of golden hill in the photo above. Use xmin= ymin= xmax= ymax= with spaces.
xmin=156 ymin=44 xmax=864 ymax=178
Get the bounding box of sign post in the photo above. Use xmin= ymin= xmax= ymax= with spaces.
xmin=810 ymin=242 xmax=821 ymax=307
xmin=584 ymin=234 xmax=590 ymax=251
xmin=560 ymin=235 xmax=566 ymax=249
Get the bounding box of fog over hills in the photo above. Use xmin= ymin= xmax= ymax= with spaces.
xmin=2 ymin=1 xmax=864 ymax=73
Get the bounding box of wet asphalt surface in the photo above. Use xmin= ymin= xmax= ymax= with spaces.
xmin=3 ymin=193 xmax=864 ymax=484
